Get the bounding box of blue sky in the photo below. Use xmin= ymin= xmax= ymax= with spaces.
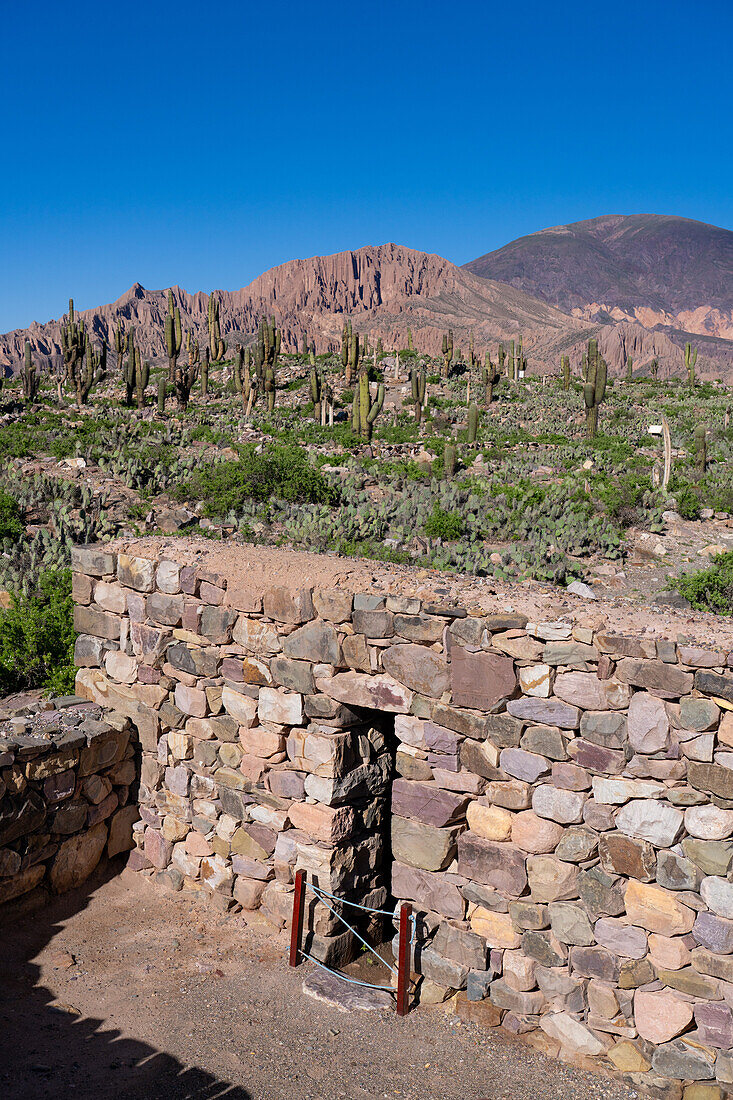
xmin=2 ymin=0 xmax=731 ymax=332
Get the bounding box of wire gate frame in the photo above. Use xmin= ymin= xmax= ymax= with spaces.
xmin=288 ymin=869 xmax=413 ymax=1016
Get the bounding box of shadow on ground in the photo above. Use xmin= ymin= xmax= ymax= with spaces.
xmin=0 ymin=862 xmax=251 ymax=1100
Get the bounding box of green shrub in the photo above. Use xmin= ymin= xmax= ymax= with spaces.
xmin=175 ymin=443 xmax=337 ymax=517
xmin=0 ymin=569 xmax=76 ymax=694
xmin=424 ymin=506 xmax=465 ymax=540
xmin=675 ymin=551 xmax=733 ymax=614
xmin=676 ymin=485 xmax=702 ymax=520
xmin=0 ymin=491 xmax=24 ymax=541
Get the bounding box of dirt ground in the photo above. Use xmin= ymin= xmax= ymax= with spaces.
xmin=0 ymin=866 xmax=638 ymax=1100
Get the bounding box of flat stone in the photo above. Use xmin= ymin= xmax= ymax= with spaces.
xmin=283 ymin=621 xmax=339 ymax=664
xmin=470 ymin=908 xmax=521 ymax=948
xmin=701 ymin=875 xmax=733 ymax=918
xmin=616 ymin=799 xmax=684 ymax=847
xmin=681 ymin=839 xmax=733 ymax=877
xmin=695 ymin=669 xmax=733 ymax=703
xmin=617 ymin=659 xmax=694 ymax=699
xmin=419 ymin=946 xmax=468 ymax=990
xmin=554 ymin=826 xmax=598 ymax=862
xmin=694 ymin=1002 xmax=733 ymax=1050
xmin=450 ymin=647 xmax=516 ymax=710
xmin=457 ymin=833 xmax=527 ymax=896
xmin=258 ymin=687 xmax=303 ymax=726
xmin=432 ymin=922 xmax=488 ymax=970
xmin=599 ymin=833 xmax=657 ymax=881
xmin=392 ymin=862 xmax=465 ymax=920
xmin=569 ymin=740 xmax=625 ymax=774
xmin=628 ymin=691 xmax=670 ymax=753
xmin=391 ymin=815 xmax=459 ymax=872
xmin=685 ymin=805 xmax=733 ymax=840
xmin=578 ymin=867 xmax=625 ymax=918
xmin=395 ymin=614 xmax=445 ymax=643
xmin=579 ymin=710 xmax=628 ymax=748
xmin=635 ymin=990 xmax=694 ymax=1044
xmin=382 ymin=644 xmax=449 ymax=698
xmin=511 ymin=810 xmax=564 ymax=854
xmin=392 ymin=779 xmax=468 ymax=827
xmin=689 ymin=762 xmax=733 ymax=803
xmin=554 ymin=672 xmax=629 ymax=710
xmin=506 ymin=698 xmax=580 ymax=729
xmin=221 ymin=685 xmax=258 ymax=726
xmin=483 ymin=780 xmax=531 ymax=810
xmin=531 ymin=784 xmax=586 ymax=825
xmin=539 ymin=1012 xmax=605 ymax=1056
xmin=571 ymin=944 xmax=620 ymax=981
xmin=522 ymin=930 xmax=567 ymax=967
xmin=542 ymin=641 xmax=599 ymax=667
xmin=693 ymin=910 xmax=733 ymax=954
xmin=548 ymin=902 xmax=594 ymax=946
xmin=679 ymin=697 xmax=721 ymax=732
xmin=526 ymin=855 xmax=579 ymax=903
xmin=466 ymin=802 xmax=513 ymax=841
xmin=312 ymin=588 xmax=353 ymax=623
xmin=263 ymin=586 xmax=314 ymax=624
xmin=499 ymin=747 xmax=550 ymax=783
xmin=625 ymin=879 xmax=695 ymax=935
xmin=317 ymin=672 xmax=413 ymax=713
xmin=518 ymin=663 xmax=552 ymax=697
xmin=49 ymin=823 xmax=108 ymax=892
xmin=652 ymin=1039 xmax=716 ymax=1081
xmin=117 ymin=553 xmax=156 ymax=592
xmin=302 ymin=967 xmax=392 ymax=1012
xmin=595 ymin=916 xmax=647 ymax=958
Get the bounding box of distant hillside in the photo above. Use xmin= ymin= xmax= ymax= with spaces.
xmin=2 ymin=234 xmax=732 ymax=383
xmin=464 ymin=214 xmax=733 ymax=343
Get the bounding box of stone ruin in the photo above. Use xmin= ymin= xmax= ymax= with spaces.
xmin=6 ymin=539 xmax=733 ymax=1094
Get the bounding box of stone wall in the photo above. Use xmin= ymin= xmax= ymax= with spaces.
xmin=68 ymin=541 xmax=733 ymax=1093
xmin=0 ymin=698 xmax=137 ymax=907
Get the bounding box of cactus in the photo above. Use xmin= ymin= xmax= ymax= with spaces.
xmin=410 ymin=366 xmax=426 ymax=424
xmin=583 ymin=338 xmax=607 ymax=439
xmin=76 ymin=334 xmax=107 ymax=405
xmin=626 ymin=355 xmax=633 ymax=381
xmin=60 ymin=298 xmax=85 ymax=393
xmin=157 ymin=377 xmax=167 ymax=415
xmin=468 ymin=329 xmax=475 ymax=370
xmin=650 ymin=357 xmax=660 ymax=380
xmin=482 ymin=352 xmax=501 ymax=403
xmin=341 ymin=320 xmax=351 ymax=374
xmin=241 ymin=349 xmax=257 ymax=418
xmin=256 ymin=317 xmax=280 ymax=388
xmin=201 ymin=347 xmax=210 ymax=398
xmin=352 ymin=370 xmax=384 ymax=440
xmin=695 ymin=424 xmax=707 ymax=478
xmin=344 ymin=327 xmax=359 ymax=385
xmin=662 ymin=416 xmax=672 ymax=488
xmin=165 ymin=290 xmax=183 ymax=380
xmin=186 ymin=329 xmax=200 ymax=371
xmin=467 ymin=403 xmax=479 ymax=444
xmin=123 ymin=331 xmax=148 ymax=410
xmin=497 ymin=342 xmax=506 ymax=377
xmin=441 ymin=330 xmax=453 ymax=378
xmin=561 ymin=355 xmax=571 ymax=391
xmin=685 ymin=342 xmax=698 ymax=387
xmin=174 ymin=357 xmax=198 ymax=409
xmin=233 ymin=346 xmax=244 ymax=393
xmin=444 ymin=442 xmax=457 ymax=477
xmin=310 ymin=366 xmax=322 ymax=422
xmin=264 ymin=361 xmax=276 ymax=414
xmin=207 ymin=294 xmax=226 ymax=363
xmin=113 ymin=321 xmax=126 ymax=373
xmin=22 ymin=341 xmax=40 ymax=403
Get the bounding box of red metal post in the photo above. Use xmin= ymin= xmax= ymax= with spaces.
xmin=396 ymin=902 xmax=412 ymax=1016
xmin=289 ymin=869 xmax=306 ymax=967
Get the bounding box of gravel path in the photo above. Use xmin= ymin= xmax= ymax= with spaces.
xmin=0 ymin=867 xmax=638 ymax=1100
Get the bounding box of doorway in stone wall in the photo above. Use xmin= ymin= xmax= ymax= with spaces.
xmin=300 ymin=706 xmax=401 ymax=1000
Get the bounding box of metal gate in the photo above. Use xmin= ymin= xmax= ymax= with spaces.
xmin=288 ymin=869 xmax=414 ymax=1015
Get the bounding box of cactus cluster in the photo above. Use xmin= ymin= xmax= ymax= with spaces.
xmin=123 ymin=329 xmax=149 ymax=410
xmin=352 ymin=371 xmax=384 ymax=440
xmin=22 ymin=341 xmax=40 ymax=403
xmin=482 ymin=352 xmax=501 ymax=404
xmin=165 ymin=291 xmax=183 ymax=380
xmin=207 ymin=294 xmax=226 ymax=363
xmin=410 ymin=366 xmax=427 ymax=424
xmin=441 ymin=330 xmax=454 ymax=378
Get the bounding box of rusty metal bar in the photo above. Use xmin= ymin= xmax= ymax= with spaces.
xmin=396 ymin=902 xmax=412 ymax=1016
xmin=289 ymin=868 xmax=306 ymax=967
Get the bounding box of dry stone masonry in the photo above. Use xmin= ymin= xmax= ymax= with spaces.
xmin=11 ymin=539 xmax=733 ymax=1093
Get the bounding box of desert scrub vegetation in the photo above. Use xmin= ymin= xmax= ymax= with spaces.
xmin=0 ymin=315 xmax=729 ymax=688
xmin=675 ymin=551 xmax=733 ymax=615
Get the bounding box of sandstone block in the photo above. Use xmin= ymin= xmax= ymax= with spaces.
xmin=615 ymin=798 xmax=683 ymax=847
xmin=450 ymin=647 xmax=516 ymax=710
xmin=625 ymin=879 xmax=695 ymax=935
xmin=457 ymin=833 xmax=527 ymax=895
xmin=382 ymin=643 xmax=449 ymax=698
xmin=635 ymin=990 xmax=694 ymax=1044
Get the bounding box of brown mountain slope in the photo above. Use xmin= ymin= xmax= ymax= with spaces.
xmin=464 ymin=214 xmax=733 ymax=343
xmin=1 ymin=240 xmax=731 ymax=381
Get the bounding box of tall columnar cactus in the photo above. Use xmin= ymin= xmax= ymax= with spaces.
xmin=561 ymin=355 xmax=571 ymax=391
xmin=242 ymin=348 xmax=256 ymax=418
xmin=626 ymin=355 xmax=633 ymax=381
xmin=77 ymin=335 xmax=107 ymax=405
xmin=441 ymin=330 xmax=453 ymax=378
xmin=351 ymin=370 xmax=384 ymax=441
xmin=60 ymin=298 xmax=85 ymax=390
xmin=347 ymin=328 xmax=359 ymax=385
xmin=444 ymin=442 xmax=457 ymax=478
xmin=695 ymin=425 xmax=707 ymax=478
xmin=497 ymin=342 xmax=506 ymax=377
xmin=685 ymin=342 xmax=698 ymax=387
xmin=207 ymin=294 xmax=226 ymax=363
xmin=468 ymin=329 xmax=475 ymax=370
xmin=157 ymin=377 xmax=167 ymax=415
xmin=123 ymin=332 xmax=149 ymax=411
xmin=114 ymin=321 xmax=126 ymax=374
xmin=174 ymin=357 xmax=198 ymax=409
xmin=256 ymin=316 xmax=281 ymax=386
xmin=201 ymin=347 xmax=210 ymax=398
xmin=264 ymin=361 xmax=276 ymax=413
xmin=482 ymin=352 xmax=501 ymax=404
xmin=583 ymin=338 xmax=607 ymax=439
xmin=22 ymin=341 xmax=40 ymax=403
xmin=165 ymin=290 xmax=183 ymax=381
xmin=467 ymin=403 xmax=479 ymax=444
xmin=650 ymin=357 xmax=660 ymax=380
xmin=186 ymin=329 xmax=200 ymax=373
xmin=233 ymin=346 xmax=244 ymax=393
xmin=410 ymin=366 xmax=426 ymax=424
xmin=310 ymin=365 xmax=322 ymax=422
xmin=341 ymin=320 xmax=351 ymax=375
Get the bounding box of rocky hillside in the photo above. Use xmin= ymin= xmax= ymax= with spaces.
xmin=464 ymin=214 xmax=733 ymax=344
xmin=2 ymin=234 xmax=732 ymax=381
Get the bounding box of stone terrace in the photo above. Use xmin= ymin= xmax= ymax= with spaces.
xmin=7 ymin=537 xmax=733 ymax=1097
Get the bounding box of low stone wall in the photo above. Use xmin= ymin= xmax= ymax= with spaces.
xmin=68 ymin=541 xmax=733 ymax=1093
xmin=0 ymin=699 xmax=137 ymax=907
